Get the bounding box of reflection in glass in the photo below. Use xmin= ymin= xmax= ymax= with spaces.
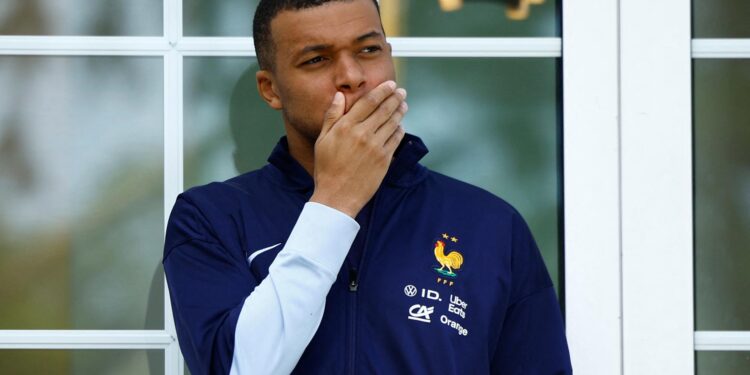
xmin=183 ymin=56 xmax=562 ymax=292
xmin=0 ymin=0 xmax=162 ymax=36
xmin=694 ymin=60 xmax=750 ymax=331
xmin=693 ymin=0 xmax=750 ymax=38
xmin=183 ymin=0 xmax=557 ymax=37
xmin=0 ymin=57 xmax=164 ymax=329
xmin=697 ymin=351 xmax=750 ymax=375
xmin=0 ymin=349 xmax=164 ymax=375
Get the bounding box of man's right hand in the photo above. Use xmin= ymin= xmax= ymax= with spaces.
xmin=309 ymin=80 xmax=408 ymax=218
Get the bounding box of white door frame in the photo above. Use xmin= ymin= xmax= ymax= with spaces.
xmin=566 ymin=0 xmax=750 ymax=374
xmin=563 ymin=0 xmax=694 ymax=373
xmin=562 ymin=0 xmax=622 ymax=372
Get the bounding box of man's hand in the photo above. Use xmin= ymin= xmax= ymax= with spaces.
xmin=309 ymin=80 xmax=408 ymax=218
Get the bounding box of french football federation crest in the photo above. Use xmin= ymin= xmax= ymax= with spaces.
xmin=433 ymin=234 xmax=464 ymax=285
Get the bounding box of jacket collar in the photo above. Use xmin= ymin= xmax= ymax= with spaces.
xmin=266 ymin=133 xmax=429 ymax=192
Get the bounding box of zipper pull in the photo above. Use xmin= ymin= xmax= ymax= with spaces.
xmin=348 ymin=268 xmax=358 ymax=292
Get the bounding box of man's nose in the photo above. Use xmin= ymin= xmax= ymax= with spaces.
xmin=334 ymin=55 xmax=366 ymax=93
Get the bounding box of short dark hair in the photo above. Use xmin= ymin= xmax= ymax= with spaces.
xmin=253 ymin=0 xmax=381 ymax=71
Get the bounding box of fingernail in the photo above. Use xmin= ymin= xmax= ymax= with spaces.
xmin=333 ymin=92 xmax=344 ymax=104
xmin=400 ymin=101 xmax=408 ymax=111
xmin=396 ymin=88 xmax=407 ymax=99
xmin=386 ymin=81 xmax=397 ymax=90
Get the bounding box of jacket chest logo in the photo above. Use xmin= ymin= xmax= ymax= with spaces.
xmin=397 ymin=233 xmax=471 ymax=337
xmin=433 ymin=233 xmax=464 ymax=286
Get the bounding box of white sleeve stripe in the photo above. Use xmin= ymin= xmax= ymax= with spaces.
xmin=247 ymin=242 xmax=283 ymax=267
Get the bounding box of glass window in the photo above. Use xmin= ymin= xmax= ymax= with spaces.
xmin=183 ymin=57 xmax=284 ymax=188
xmin=696 ymin=351 xmax=750 ymax=375
xmin=694 ymin=59 xmax=750 ymax=330
xmin=183 ymin=0 xmax=558 ymax=37
xmin=0 ymin=349 xmax=164 ymax=375
xmin=183 ymin=56 xmax=563 ymax=293
xmin=693 ymin=0 xmax=750 ymax=38
xmin=0 ymin=56 xmax=164 ymax=329
xmin=0 ymin=0 xmax=162 ymax=36
xmin=380 ymin=0 xmax=558 ymax=37
xmin=183 ymin=0 xmax=258 ymax=36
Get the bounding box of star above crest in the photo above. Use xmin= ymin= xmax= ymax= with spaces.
xmin=441 ymin=233 xmax=459 ymax=243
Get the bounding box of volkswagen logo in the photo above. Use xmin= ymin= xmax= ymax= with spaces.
xmin=404 ymin=284 xmax=417 ymax=297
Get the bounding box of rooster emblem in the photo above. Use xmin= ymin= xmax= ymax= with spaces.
xmin=433 ymin=240 xmax=464 ymax=278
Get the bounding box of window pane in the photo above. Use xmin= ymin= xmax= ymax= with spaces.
xmin=184 ymin=0 xmax=258 ymax=36
xmin=694 ymin=59 xmax=750 ymax=330
xmin=693 ymin=0 xmax=750 ymax=38
xmin=0 ymin=0 xmax=162 ymax=36
xmin=381 ymin=0 xmax=558 ymax=37
xmin=184 ymin=57 xmax=563 ymax=293
xmin=0 ymin=349 xmax=164 ymax=375
xmin=183 ymin=57 xmax=284 ymax=188
xmin=0 ymin=57 xmax=164 ymax=329
xmin=183 ymin=0 xmax=558 ymax=37
xmin=697 ymin=351 xmax=750 ymax=375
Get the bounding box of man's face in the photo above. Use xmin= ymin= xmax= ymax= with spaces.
xmin=261 ymin=0 xmax=395 ymax=143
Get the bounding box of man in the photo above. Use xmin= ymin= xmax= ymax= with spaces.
xmin=163 ymin=0 xmax=572 ymax=374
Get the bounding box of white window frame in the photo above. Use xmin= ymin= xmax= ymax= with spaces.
xmin=618 ymin=0 xmax=693 ymax=373
xmin=566 ymin=0 xmax=750 ymax=374
xmin=562 ymin=0 xmax=622 ymax=372
xmin=2 ymin=0 xmax=748 ymax=374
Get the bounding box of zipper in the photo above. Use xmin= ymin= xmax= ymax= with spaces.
xmin=348 ymin=267 xmax=359 ymax=292
xmin=346 ymin=283 xmax=358 ymax=375
xmin=346 ymin=191 xmax=381 ymax=374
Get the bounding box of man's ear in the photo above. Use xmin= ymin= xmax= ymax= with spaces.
xmin=256 ymin=70 xmax=283 ymax=110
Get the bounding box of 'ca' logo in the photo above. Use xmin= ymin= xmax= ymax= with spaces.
xmin=404 ymin=285 xmax=417 ymax=297
xmin=408 ymin=304 xmax=434 ymax=323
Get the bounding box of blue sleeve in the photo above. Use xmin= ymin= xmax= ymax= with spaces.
xmin=490 ymin=212 xmax=573 ymax=374
xmin=163 ymin=195 xmax=253 ymax=375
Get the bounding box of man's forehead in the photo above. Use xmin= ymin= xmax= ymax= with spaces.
xmin=270 ymin=0 xmax=383 ymax=49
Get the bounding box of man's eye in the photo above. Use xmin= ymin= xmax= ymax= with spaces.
xmin=303 ymin=56 xmax=325 ymax=65
xmin=361 ymin=45 xmax=382 ymax=53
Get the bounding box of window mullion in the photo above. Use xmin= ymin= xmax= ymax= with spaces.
xmin=562 ymin=0 xmax=623 ymax=374
xmin=619 ymin=0 xmax=693 ymax=372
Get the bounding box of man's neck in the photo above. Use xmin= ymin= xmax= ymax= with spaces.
xmin=284 ymin=128 xmax=316 ymax=178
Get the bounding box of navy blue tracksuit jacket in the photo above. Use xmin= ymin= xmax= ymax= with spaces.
xmin=164 ymin=134 xmax=572 ymax=374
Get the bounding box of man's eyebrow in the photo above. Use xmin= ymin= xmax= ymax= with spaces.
xmin=356 ymin=31 xmax=383 ymax=42
xmin=300 ymin=44 xmax=332 ymax=54
xmin=295 ymin=31 xmax=384 ymax=59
